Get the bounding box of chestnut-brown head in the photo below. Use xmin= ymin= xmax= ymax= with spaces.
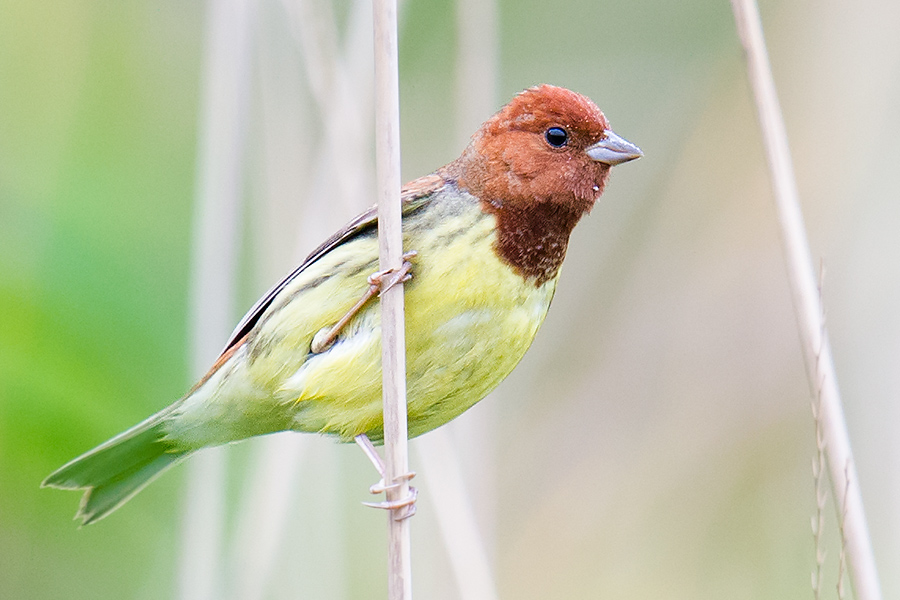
xmin=455 ymin=84 xmax=641 ymax=214
xmin=449 ymin=85 xmax=642 ymax=284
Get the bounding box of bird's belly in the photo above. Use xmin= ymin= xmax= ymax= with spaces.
xmin=281 ymin=213 xmax=558 ymax=441
xmin=404 ymin=300 xmax=547 ymax=438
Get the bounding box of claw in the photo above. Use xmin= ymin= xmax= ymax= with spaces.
xmin=354 ymin=434 xmax=418 ymax=520
xmin=368 ymin=471 xmax=416 ymax=495
xmin=369 ymin=250 xmax=417 ymax=295
xmin=362 ymin=486 xmax=418 ymax=521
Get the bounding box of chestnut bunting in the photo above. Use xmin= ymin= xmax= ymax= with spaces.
xmin=44 ymin=85 xmax=642 ymax=524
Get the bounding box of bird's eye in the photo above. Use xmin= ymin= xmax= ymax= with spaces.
xmin=545 ymin=127 xmax=568 ymax=148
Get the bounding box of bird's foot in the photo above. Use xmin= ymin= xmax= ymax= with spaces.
xmin=309 ymin=251 xmax=417 ymax=355
xmin=354 ymin=434 xmax=418 ymax=521
xmin=362 ymin=476 xmax=418 ymax=520
xmin=368 ymin=250 xmax=417 ymax=295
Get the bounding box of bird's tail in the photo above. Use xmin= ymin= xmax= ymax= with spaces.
xmin=42 ymin=404 xmax=188 ymax=525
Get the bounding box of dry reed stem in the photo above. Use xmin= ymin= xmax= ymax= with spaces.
xmin=416 ymin=435 xmax=499 ymax=600
xmin=284 ymin=0 xmax=375 ymax=218
xmin=811 ymin=265 xmax=826 ymax=600
xmin=407 ymin=2 xmax=501 ymax=598
xmin=179 ymin=0 xmax=255 ymax=598
xmin=454 ymin=0 xmax=498 ymax=147
xmin=225 ymin=1 xmax=375 ymax=595
xmin=450 ymin=0 xmax=500 ymax=536
xmin=227 ymin=436 xmax=307 ymax=600
xmin=838 ymin=461 xmax=851 ymax=600
xmin=730 ymin=2 xmax=882 ymax=599
xmin=373 ymin=0 xmax=413 ymax=597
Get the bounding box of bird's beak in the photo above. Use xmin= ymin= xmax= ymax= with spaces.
xmin=586 ymin=130 xmax=643 ymax=165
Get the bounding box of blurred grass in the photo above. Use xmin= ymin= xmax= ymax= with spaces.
xmin=0 ymin=2 xmax=201 ymax=598
xmin=1 ymin=0 xmax=898 ymax=598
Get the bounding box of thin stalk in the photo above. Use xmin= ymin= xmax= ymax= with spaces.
xmin=226 ymin=0 xmax=376 ymax=593
xmin=451 ymin=0 xmax=499 ymax=541
xmin=180 ymin=0 xmax=255 ymax=598
xmin=416 ymin=434 xmax=499 ymax=600
xmin=454 ymin=0 xmax=498 ymax=147
xmin=729 ymin=2 xmax=882 ymax=599
xmin=227 ymin=435 xmax=307 ymax=600
xmin=408 ymin=2 xmax=501 ymax=599
xmin=372 ymin=0 xmax=412 ymax=598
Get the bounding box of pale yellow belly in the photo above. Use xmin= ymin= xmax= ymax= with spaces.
xmin=279 ymin=207 xmax=557 ymax=440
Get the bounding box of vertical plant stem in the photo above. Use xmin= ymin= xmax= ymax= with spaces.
xmin=838 ymin=460 xmax=851 ymax=600
xmin=454 ymin=0 xmax=498 ymax=147
xmin=407 ymin=2 xmax=500 ymax=599
xmin=729 ymin=2 xmax=882 ymax=599
xmin=180 ymin=0 xmax=255 ymax=598
xmin=416 ymin=436 xmax=499 ymax=600
xmin=372 ymin=0 xmax=412 ymax=598
xmin=228 ymin=436 xmax=306 ymax=600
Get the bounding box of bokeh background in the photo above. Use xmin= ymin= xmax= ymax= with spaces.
xmin=1 ymin=0 xmax=898 ymax=598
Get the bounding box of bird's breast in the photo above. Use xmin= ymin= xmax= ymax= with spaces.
xmin=393 ymin=188 xmax=560 ymax=437
xmin=195 ymin=186 xmax=559 ymax=443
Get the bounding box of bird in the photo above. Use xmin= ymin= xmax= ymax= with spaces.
xmin=43 ymin=84 xmax=642 ymax=524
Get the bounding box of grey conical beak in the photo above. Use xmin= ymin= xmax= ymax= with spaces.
xmin=586 ymin=130 xmax=643 ymax=165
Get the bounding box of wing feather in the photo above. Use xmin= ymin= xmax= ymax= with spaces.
xmin=219 ymin=173 xmax=445 ymax=355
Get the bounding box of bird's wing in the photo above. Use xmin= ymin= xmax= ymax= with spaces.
xmin=219 ymin=173 xmax=446 ymax=355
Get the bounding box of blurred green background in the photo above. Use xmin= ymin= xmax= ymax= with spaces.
xmin=1 ymin=0 xmax=898 ymax=598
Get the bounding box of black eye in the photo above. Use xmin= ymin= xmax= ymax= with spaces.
xmin=545 ymin=127 xmax=568 ymax=147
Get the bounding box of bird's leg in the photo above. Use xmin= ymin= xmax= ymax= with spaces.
xmin=310 ymin=288 xmax=378 ymax=354
xmin=310 ymin=251 xmax=417 ymax=354
xmin=354 ymin=434 xmax=418 ymax=521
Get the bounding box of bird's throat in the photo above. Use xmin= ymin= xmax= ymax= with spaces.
xmin=485 ymin=198 xmax=586 ymax=286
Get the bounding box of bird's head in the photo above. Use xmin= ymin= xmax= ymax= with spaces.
xmin=453 ymin=84 xmax=642 ymax=216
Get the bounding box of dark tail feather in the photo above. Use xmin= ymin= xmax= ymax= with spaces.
xmin=43 ymin=405 xmax=188 ymax=525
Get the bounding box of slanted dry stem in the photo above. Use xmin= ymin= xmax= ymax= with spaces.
xmin=730 ymin=2 xmax=882 ymax=599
